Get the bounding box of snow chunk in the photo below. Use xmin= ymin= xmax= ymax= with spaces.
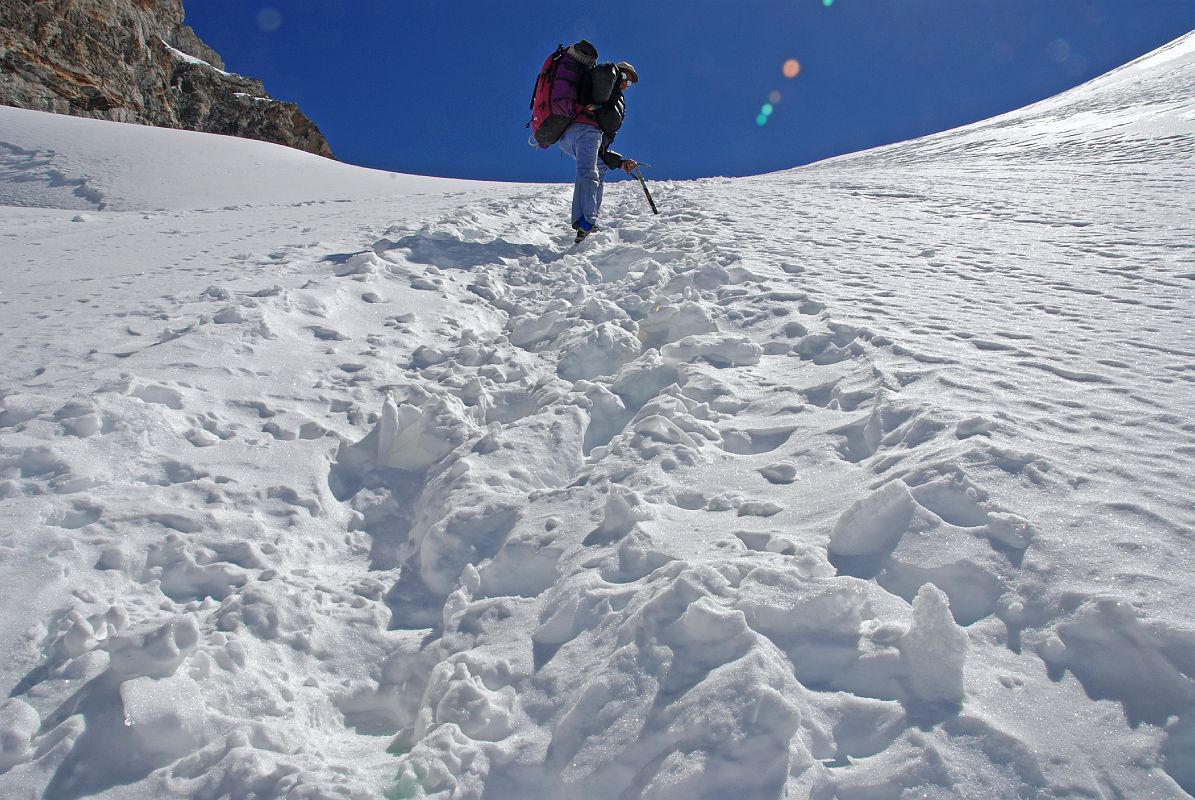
xmin=417 ymin=660 xmax=515 ymax=742
xmin=557 ymin=322 xmax=642 ymax=382
xmin=589 ymin=484 xmax=652 ymax=543
xmin=334 ymin=251 xmax=385 ymax=277
xmin=758 ymin=461 xmax=798 ymax=484
xmin=1 ymin=391 xmax=54 ymax=426
xmin=107 ymin=616 xmax=200 ymax=680
xmin=120 ymin=671 xmax=206 ymax=759
xmin=637 ymin=301 xmax=717 ymax=348
xmin=377 ymin=393 xmax=475 ymax=471
xmin=0 ymin=699 xmax=39 ymax=771
xmin=508 ymin=309 xmax=569 ymax=349
xmin=661 ymin=333 xmax=761 ymax=368
xmin=829 ymin=480 xmax=915 ymax=557
xmin=898 ymin=584 xmax=967 ymax=706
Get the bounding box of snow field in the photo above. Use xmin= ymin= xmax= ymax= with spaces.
xmin=1 ymin=31 xmax=1194 ymax=800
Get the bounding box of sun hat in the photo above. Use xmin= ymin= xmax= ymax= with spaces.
xmin=616 ymin=61 xmax=639 ymax=83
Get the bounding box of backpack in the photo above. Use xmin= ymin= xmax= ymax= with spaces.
xmin=583 ymin=63 xmax=624 ymax=135
xmin=584 ymin=63 xmax=619 ymax=107
xmin=529 ymin=41 xmax=597 ymax=148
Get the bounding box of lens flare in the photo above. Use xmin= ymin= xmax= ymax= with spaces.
xmin=1046 ymin=38 xmax=1071 ymax=63
xmin=990 ymin=40 xmax=1015 ymax=64
xmin=257 ymin=6 xmax=282 ymax=32
xmin=761 ymin=104 xmax=774 ymax=116
xmin=756 ymin=114 xmax=768 ymax=127
xmin=823 ymin=0 xmax=834 ymax=6
xmin=769 ymin=90 xmax=783 ymax=104
xmin=783 ymin=59 xmax=801 ymax=79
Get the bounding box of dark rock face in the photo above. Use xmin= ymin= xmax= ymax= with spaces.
xmin=0 ymin=0 xmax=333 ymax=158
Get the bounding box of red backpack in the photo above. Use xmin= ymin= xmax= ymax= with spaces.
xmin=528 ymin=41 xmax=598 ymax=148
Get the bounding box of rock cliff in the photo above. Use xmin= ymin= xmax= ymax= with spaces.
xmin=0 ymin=0 xmax=333 ymax=158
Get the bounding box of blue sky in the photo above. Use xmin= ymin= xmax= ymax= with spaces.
xmin=183 ymin=1 xmax=1195 ymax=182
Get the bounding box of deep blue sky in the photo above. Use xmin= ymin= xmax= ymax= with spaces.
xmin=183 ymin=1 xmax=1195 ymax=182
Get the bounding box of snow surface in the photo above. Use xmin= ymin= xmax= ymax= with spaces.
xmin=1 ymin=31 xmax=1194 ymax=800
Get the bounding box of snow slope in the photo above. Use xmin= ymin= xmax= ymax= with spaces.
xmin=1 ymin=31 xmax=1193 ymax=800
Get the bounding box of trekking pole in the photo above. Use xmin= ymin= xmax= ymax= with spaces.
xmin=631 ymin=164 xmax=659 ymax=215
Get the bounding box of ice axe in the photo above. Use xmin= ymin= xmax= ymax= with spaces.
xmin=630 ymin=163 xmax=659 ymax=215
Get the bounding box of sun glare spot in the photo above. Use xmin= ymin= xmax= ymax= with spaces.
xmin=991 ymin=40 xmax=1015 ymax=64
xmin=769 ymin=90 xmax=782 ymax=104
xmin=257 ymin=6 xmax=282 ymax=33
xmin=783 ymin=59 xmax=801 ymax=79
xmin=756 ymin=114 xmax=769 ymax=127
xmin=1046 ymin=38 xmax=1071 ymax=63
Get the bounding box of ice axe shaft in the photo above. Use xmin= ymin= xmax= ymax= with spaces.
xmin=632 ymin=165 xmax=659 ymax=215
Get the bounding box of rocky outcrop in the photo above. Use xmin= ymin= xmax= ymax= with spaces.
xmin=0 ymin=0 xmax=333 ymax=158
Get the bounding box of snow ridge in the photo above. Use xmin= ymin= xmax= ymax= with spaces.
xmin=0 ymin=140 xmax=106 ymax=210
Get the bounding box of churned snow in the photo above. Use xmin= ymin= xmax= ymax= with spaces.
xmin=1 ymin=31 xmax=1194 ymax=800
